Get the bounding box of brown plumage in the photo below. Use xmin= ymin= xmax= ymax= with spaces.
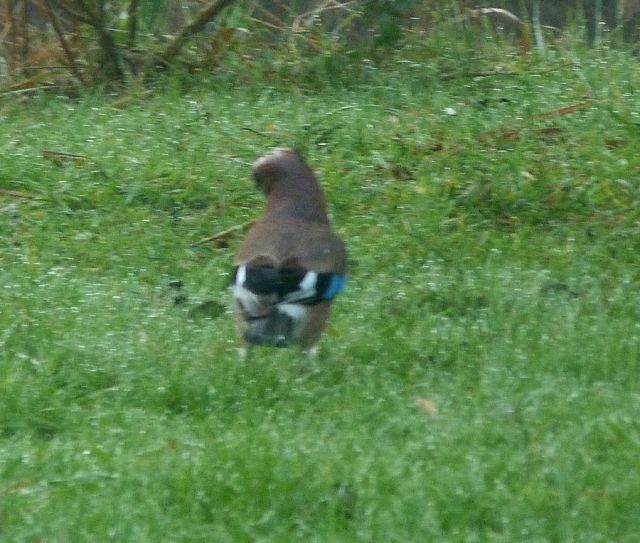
xmin=232 ymin=149 xmax=346 ymax=351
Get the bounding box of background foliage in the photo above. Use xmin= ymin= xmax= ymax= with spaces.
xmin=1 ymin=0 xmax=639 ymax=90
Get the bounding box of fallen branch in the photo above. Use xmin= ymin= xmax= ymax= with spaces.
xmin=240 ymin=126 xmax=289 ymax=139
xmin=440 ymin=61 xmax=575 ymax=82
xmin=473 ymin=100 xmax=604 ymax=144
xmin=304 ymin=104 xmax=357 ymax=130
xmin=534 ymin=100 xmax=605 ymax=119
xmin=111 ymin=89 xmax=154 ymax=109
xmin=0 ymin=189 xmax=42 ymax=199
xmin=425 ymin=100 xmax=604 ymax=157
xmin=0 ymin=85 xmax=60 ymax=96
xmin=42 ymin=150 xmax=89 ymax=165
xmin=192 ymin=219 xmax=257 ymax=247
xmin=249 ymin=16 xmax=284 ymax=33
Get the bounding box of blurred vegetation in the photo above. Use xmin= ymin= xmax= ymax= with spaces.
xmin=1 ymin=0 xmax=638 ymax=92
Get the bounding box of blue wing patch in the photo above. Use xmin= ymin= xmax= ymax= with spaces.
xmin=321 ymin=274 xmax=345 ymax=300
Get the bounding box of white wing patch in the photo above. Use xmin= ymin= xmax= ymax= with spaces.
xmin=232 ymin=266 xmax=309 ymax=342
xmin=232 ymin=265 xmax=274 ymax=317
xmin=281 ymin=272 xmax=319 ymax=303
xmin=232 ymin=265 xmax=322 ymax=311
xmin=277 ymin=303 xmax=308 ymax=339
xmin=278 ymin=303 xmax=307 ymax=320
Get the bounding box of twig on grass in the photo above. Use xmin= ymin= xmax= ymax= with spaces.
xmin=241 ymin=126 xmax=279 ymax=138
xmin=42 ymin=150 xmax=89 ymax=165
xmin=440 ymin=61 xmax=576 ymax=82
xmin=473 ymin=100 xmax=605 ymax=144
xmin=0 ymin=189 xmax=42 ymax=200
xmin=41 ymin=150 xmax=111 ymax=180
xmin=0 ymin=85 xmax=60 ymax=96
xmin=304 ymin=104 xmax=357 ymax=131
xmin=192 ymin=219 xmax=257 ymax=247
xmin=534 ymin=99 xmax=605 ymax=119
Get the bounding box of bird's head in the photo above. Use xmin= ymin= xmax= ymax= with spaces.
xmin=252 ymin=148 xmax=307 ymax=196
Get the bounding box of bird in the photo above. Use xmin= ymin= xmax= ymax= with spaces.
xmin=231 ymin=149 xmax=347 ymax=354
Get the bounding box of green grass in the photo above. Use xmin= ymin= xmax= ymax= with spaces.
xmin=2 ymin=34 xmax=640 ymax=541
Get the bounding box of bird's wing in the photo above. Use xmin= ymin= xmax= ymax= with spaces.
xmin=234 ymin=218 xmax=347 ymax=274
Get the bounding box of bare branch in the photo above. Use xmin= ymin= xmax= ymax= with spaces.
xmin=0 ymin=3 xmax=11 ymax=46
xmin=127 ymin=0 xmax=142 ymax=49
xmin=75 ymin=0 xmax=100 ymax=25
xmin=292 ymin=1 xmax=357 ymax=33
xmin=5 ymin=0 xmax=17 ymax=69
xmin=22 ymin=0 xmax=30 ymax=61
xmin=44 ymin=0 xmax=86 ymax=84
xmin=49 ymin=0 xmax=93 ymax=26
xmin=159 ymin=0 xmax=238 ymax=65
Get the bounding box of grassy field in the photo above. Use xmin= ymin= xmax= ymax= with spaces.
xmin=1 ymin=29 xmax=640 ymax=541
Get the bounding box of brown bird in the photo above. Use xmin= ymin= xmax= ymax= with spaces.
xmin=231 ymin=149 xmax=347 ymax=354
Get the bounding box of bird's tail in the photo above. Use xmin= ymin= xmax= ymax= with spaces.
xmin=244 ymin=310 xmax=295 ymax=347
